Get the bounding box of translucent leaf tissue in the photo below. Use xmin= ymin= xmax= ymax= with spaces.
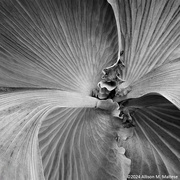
xmin=0 ymin=0 xmax=180 ymax=180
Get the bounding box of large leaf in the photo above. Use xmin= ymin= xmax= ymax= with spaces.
xmin=126 ymin=59 xmax=180 ymax=109
xmin=108 ymin=0 xmax=180 ymax=84
xmin=0 ymin=0 xmax=118 ymax=94
xmin=0 ymin=90 xmax=131 ymax=180
xmin=119 ymin=95 xmax=180 ymax=178
xmin=0 ymin=90 xmax=100 ymax=180
xmin=39 ymin=107 xmax=131 ymax=180
xmin=106 ymin=0 xmax=180 ymax=111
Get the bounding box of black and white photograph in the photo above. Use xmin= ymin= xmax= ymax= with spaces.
xmin=0 ymin=0 xmax=180 ymax=179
